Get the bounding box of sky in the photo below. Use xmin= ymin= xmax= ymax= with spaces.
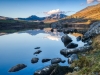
xmin=0 ymin=0 xmax=99 ymax=18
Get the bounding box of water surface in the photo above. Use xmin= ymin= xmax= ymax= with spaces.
xmin=0 ymin=29 xmax=84 ymax=75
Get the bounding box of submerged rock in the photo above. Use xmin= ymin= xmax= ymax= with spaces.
xmin=51 ymin=58 xmax=62 ymax=64
xmin=76 ymin=36 xmax=81 ymax=41
xmin=67 ymin=43 xmax=78 ymax=48
xmin=34 ymin=47 xmax=40 ymax=49
xmin=61 ymin=34 xmax=72 ymax=46
xmin=34 ymin=50 xmax=42 ymax=55
xmin=42 ymin=59 xmax=51 ymax=63
xmin=68 ymin=54 xmax=78 ymax=64
xmin=60 ymin=45 xmax=92 ymax=57
xmin=9 ymin=64 xmax=27 ymax=72
xmin=31 ymin=58 xmax=39 ymax=64
xmin=34 ymin=64 xmax=57 ymax=75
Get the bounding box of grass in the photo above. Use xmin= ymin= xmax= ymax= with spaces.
xmin=66 ymin=35 xmax=100 ymax=75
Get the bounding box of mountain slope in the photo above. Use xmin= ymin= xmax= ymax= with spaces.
xmin=70 ymin=3 xmax=100 ymax=20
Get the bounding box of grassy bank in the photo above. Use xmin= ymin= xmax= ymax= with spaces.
xmin=66 ymin=35 xmax=100 ymax=75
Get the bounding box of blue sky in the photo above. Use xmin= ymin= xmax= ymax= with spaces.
xmin=0 ymin=0 xmax=99 ymax=18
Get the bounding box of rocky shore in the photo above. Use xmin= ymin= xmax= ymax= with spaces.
xmin=8 ymin=21 xmax=100 ymax=75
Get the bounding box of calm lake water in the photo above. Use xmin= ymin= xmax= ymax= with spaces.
xmin=0 ymin=29 xmax=84 ymax=75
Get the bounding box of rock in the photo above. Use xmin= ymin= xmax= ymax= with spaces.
xmin=87 ymin=40 xmax=93 ymax=45
xmin=42 ymin=59 xmax=51 ymax=63
xmin=34 ymin=50 xmax=42 ymax=55
xmin=63 ymin=29 xmax=74 ymax=34
xmin=84 ymin=21 xmax=100 ymax=39
xmin=61 ymin=34 xmax=72 ymax=46
xmin=34 ymin=47 xmax=40 ymax=49
xmin=57 ymin=28 xmax=62 ymax=32
xmin=73 ymin=29 xmax=77 ymax=33
xmin=9 ymin=64 xmax=27 ymax=72
xmin=68 ymin=54 xmax=78 ymax=64
xmin=50 ymin=65 xmax=73 ymax=75
xmin=34 ymin=64 xmax=57 ymax=75
xmin=76 ymin=36 xmax=81 ymax=41
xmin=51 ymin=28 xmax=54 ymax=32
xmin=51 ymin=58 xmax=62 ymax=64
xmin=74 ymin=66 xmax=80 ymax=71
xmin=60 ymin=45 xmax=92 ymax=56
xmin=31 ymin=58 xmax=39 ymax=64
xmin=61 ymin=60 xmax=66 ymax=63
xmin=67 ymin=43 xmax=78 ymax=48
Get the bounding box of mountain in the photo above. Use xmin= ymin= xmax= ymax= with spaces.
xmin=18 ymin=14 xmax=67 ymax=22
xmin=18 ymin=15 xmax=45 ymax=21
xmin=45 ymin=14 xmax=66 ymax=20
xmin=70 ymin=3 xmax=100 ymax=20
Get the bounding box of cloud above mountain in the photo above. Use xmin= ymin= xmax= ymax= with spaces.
xmin=87 ymin=0 xmax=100 ymax=4
xmin=44 ymin=9 xmax=65 ymax=15
xmin=44 ymin=9 xmax=74 ymax=15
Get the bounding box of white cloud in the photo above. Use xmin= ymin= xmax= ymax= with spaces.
xmin=87 ymin=0 xmax=100 ymax=4
xmin=44 ymin=9 xmax=64 ymax=15
xmin=87 ymin=0 xmax=94 ymax=4
xmin=97 ymin=0 xmax=100 ymax=2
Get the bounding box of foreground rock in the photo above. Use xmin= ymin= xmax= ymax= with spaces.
xmin=34 ymin=64 xmax=73 ymax=75
xmin=34 ymin=50 xmax=42 ymax=55
xmin=50 ymin=65 xmax=73 ymax=75
xmin=61 ymin=34 xmax=72 ymax=46
xmin=34 ymin=47 xmax=40 ymax=49
xmin=60 ymin=45 xmax=92 ymax=57
xmin=67 ymin=43 xmax=78 ymax=48
xmin=68 ymin=54 xmax=78 ymax=64
xmin=42 ymin=59 xmax=51 ymax=63
xmin=9 ymin=64 xmax=27 ymax=72
xmin=31 ymin=58 xmax=39 ymax=64
xmin=34 ymin=64 xmax=57 ymax=75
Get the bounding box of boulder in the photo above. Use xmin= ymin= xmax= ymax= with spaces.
xmin=9 ymin=64 xmax=27 ymax=72
xmin=61 ymin=34 xmax=72 ymax=46
xmin=31 ymin=58 xmax=39 ymax=64
xmin=51 ymin=28 xmax=54 ymax=32
xmin=42 ymin=59 xmax=51 ymax=63
xmin=60 ymin=45 xmax=92 ymax=57
xmin=34 ymin=47 xmax=40 ymax=49
xmin=76 ymin=36 xmax=81 ymax=41
xmin=83 ymin=21 xmax=100 ymax=39
xmin=68 ymin=54 xmax=78 ymax=64
xmin=51 ymin=58 xmax=62 ymax=64
xmin=67 ymin=43 xmax=78 ymax=48
xmin=34 ymin=64 xmax=57 ymax=75
xmin=34 ymin=50 xmax=42 ymax=55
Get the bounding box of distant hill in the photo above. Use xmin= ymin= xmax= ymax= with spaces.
xmin=0 ymin=16 xmax=14 ymax=20
xmin=18 ymin=15 xmax=45 ymax=21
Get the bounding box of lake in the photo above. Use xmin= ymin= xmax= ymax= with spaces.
xmin=0 ymin=29 xmax=84 ymax=75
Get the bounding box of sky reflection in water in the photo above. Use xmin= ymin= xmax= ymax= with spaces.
xmin=0 ymin=29 xmax=84 ymax=75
